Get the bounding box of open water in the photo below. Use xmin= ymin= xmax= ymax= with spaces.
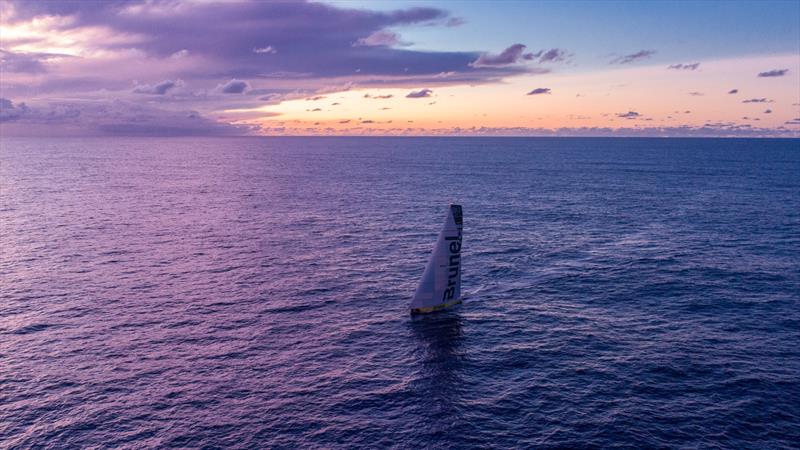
xmin=1 ymin=137 xmax=799 ymax=448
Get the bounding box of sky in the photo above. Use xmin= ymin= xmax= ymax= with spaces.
xmin=0 ymin=0 xmax=798 ymax=137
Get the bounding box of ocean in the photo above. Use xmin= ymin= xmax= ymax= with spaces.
xmin=1 ymin=137 xmax=799 ymax=448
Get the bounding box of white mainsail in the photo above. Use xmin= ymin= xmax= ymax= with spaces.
xmin=410 ymin=204 xmax=463 ymax=314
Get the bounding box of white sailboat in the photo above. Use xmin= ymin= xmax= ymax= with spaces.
xmin=410 ymin=204 xmax=463 ymax=314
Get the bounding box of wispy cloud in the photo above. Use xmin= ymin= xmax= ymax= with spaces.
xmin=133 ymin=79 xmax=184 ymax=95
xmin=406 ymin=88 xmax=433 ymax=98
xmin=354 ymin=30 xmax=408 ymax=47
xmin=253 ymin=46 xmax=277 ymax=54
xmin=617 ymin=111 xmax=641 ymax=119
xmin=728 ymin=89 xmax=738 ymax=94
xmin=610 ymin=50 xmax=655 ymax=64
xmin=757 ymin=69 xmax=788 ymax=77
xmin=525 ymin=48 xmax=571 ymax=63
xmin=668 ymin=63 xmax=700 ymax=70
xmin=219 ymin=79 xmax=250 ymax=94
xmin=364 ymin=93 xmax=394 ymax=99
xmin=742 ymin=98 xmax=772 ymax=103
xmin=0 ymin=49 xmax=71 ymax=73
xmin=527 ymin=88 xmax=551 ymax=95
xmin=471 ymin=44 xmax=527 ymax=67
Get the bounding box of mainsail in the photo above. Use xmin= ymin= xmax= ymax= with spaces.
xmin=410 ymin=204 xmax=463 ymax=314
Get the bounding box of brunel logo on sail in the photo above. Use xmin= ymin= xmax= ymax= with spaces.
xmin=442 ymin=230 xmax=461 ymax=302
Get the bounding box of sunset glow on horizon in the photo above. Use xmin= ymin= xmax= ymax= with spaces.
xmin=1 ymin=0 xmax=798 ymax=137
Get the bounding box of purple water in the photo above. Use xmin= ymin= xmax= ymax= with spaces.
xmin=1 ymin=137 xmax=799 ymax=448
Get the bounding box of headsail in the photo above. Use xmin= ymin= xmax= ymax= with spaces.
xmin=410 ymin=204 xmax=463 ymax=314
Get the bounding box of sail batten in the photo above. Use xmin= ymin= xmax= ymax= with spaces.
xmin=410 ymin=204 xmax=463 ymax=314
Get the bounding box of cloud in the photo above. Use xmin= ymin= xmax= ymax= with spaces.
xmin=364 ymin=93 xmax=394 ymax=99
xmin=170 ymin=49 xmax=189 ymax=59
xmin=0 ymin=99 xmax=250 ymax=136
xmin=0 ymin=49 xmax=71 ymax=73
xmin=524 ymin=48 xmax=571 ymax=63
xmin=764 ymin=109 xmax=772 ymax=114
xmin=337 ymin=124 xmax=798 ymax=138
xmin=610 ymin=50 xmax=656 ymax=64
xmin=757 ymin=69 xmax=788 ymax=77
xmin=219 ymin=79 xmax=250 ymax=94
xmin=446 ymin=17 xmax=466 ymax=27
xmin=742 ymin=98 xmax=771 ymax=103
xmin=253 ymin=46 xmax=277 ymax=54
xmin=0 ymin=98 xmax=30 ymax=122
xmin=133 ymin=79 xmax=184 ymax=95
xmin=617 ymin=111 xmax=641 ymax=119
xmin=728 ymin=89 xmax=738 ymax=94
xmin=354 ymin=30 xmax=407 ymax=47
xmin=527 ymin=88 xmax=551 ymax=95
xmin=688 ymin=91 xmax=704 ymax=96
xmin=667 ymin=63 xmax=700 ymax=70
xmin=406 ymin=88 xmax=433 ymax=98
xmin=3 ymin=0 xmax=512 ymax=83
xmin=471 ymin=44 xmax=527 ymax=67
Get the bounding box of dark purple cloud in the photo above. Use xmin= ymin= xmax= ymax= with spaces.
xmin=133 ymin=79 xmax=184 ymax=95
xmin=471 ymin=44 xmax=527 ymax=67
xmin=728 ymin=89 xmax=738 ymax=94
xmin=5 ymin=0 xmax=521 ymax=82
xmin=0 ymin=98 xmax=249 ymax=136
xmin=611 ymin=50 xmax=656 ymax=64
xmin=524 ymin=48 xmax=571 ymax=63
xmin=0 ymin=49 xmax=73 ymax=73
xmin=0 ymin=98 xmax=30 ymax=122
xmin=667 ymin=63 xmax=700 ymax=70
xmin=406 ymin=88 xmax=432 ymax=98
xmin=764 ymin=109 xmax=772 ymax=114
xmin=757 ymin=69 xmax=788 ymax=77
xmin=742 ymin=98 xmax=771 ymax=103
xmin=220 ymin=79 xmax=249 ymax=94
xmin=364 ymin=93 xmax=394 ymax=99
xmin=527 ymin=88 xmax=551 ymax=95
xmin=617 ymin=111 xmax=641 ymax=119
xmin=355 ymin=30 xmax=407 ymax=47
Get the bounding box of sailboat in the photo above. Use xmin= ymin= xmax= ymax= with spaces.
xmin=410 ymin=204 xmax=463 ymax=314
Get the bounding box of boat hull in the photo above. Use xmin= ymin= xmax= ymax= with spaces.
xmin=410 ymin=299 xmax=462 ymax=315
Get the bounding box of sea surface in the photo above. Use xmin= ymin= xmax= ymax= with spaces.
xmin=1 ymin=137 xmax=799 ymax=449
